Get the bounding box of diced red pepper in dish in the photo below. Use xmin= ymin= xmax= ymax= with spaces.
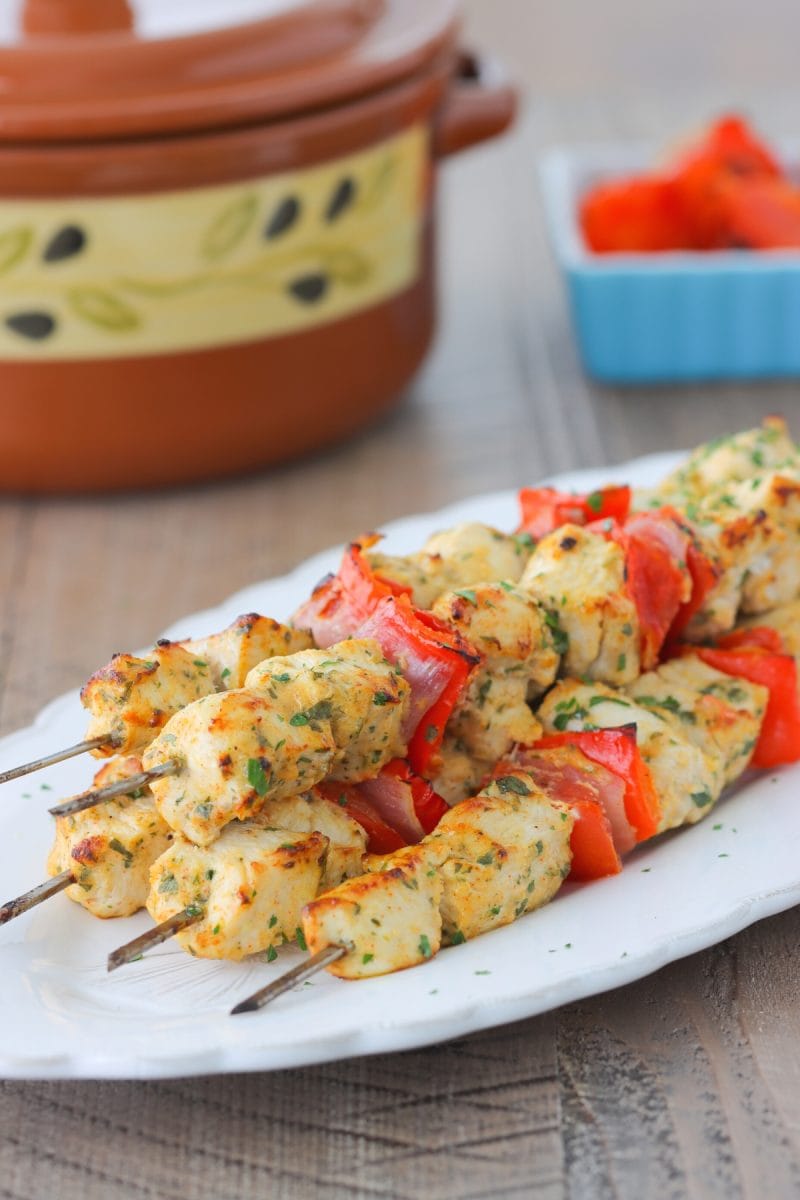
xmin=579 ymin=115 xmax=782 ymax=254
xmin=517 ymin=485 xmax=631 ymax=540
xmin=535 ymin=726 xmax=662 ymax=842
xmin=670 ymin=115 xmax=782 ymax=248
xmin=694 ymin=641 xmax=800 ymax=768
xmin=717 ymin=177 xmax=800 ymax=249
xmin=580 ymin=176 xmax=691 ymax=253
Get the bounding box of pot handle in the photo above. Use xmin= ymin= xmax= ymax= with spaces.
xmin=434 ymin=51 xmax=517 ymax=159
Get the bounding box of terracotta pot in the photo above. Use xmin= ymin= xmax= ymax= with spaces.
xmin=0 ymin=0 xmax=515 ymax=492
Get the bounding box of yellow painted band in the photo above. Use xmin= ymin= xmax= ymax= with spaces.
xmin=0 ymin=125 xmax=427 ymax=359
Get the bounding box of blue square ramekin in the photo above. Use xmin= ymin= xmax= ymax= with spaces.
xmin=539 ymin=144 xmax=800 ymax=383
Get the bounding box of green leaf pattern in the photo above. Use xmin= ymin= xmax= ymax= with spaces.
xmin=0 ymin=153 xmax=399 ymax=340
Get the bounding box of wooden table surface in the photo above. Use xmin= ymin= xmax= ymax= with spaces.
xmin=2 ymin=5 xmax=800 ymax=1196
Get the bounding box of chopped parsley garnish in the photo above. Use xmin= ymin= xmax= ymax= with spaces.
xmin=544 ymin=609 xmax=569 ymax=655
xmin=266 ymin=945 xmax=278 ymax=963
xmin=418 ymin=934 xmax=432 ymax=958
xmin=691 ymin=788 xmax=713 ymax=808
xmin=494 ymin=774 xmax=531 ymax=796
xmin=295 ymin=926 xmax=308 ymax=952
xmin=585 ymin=490 xmax=603 ymax=513
xmin=454 ymin=588 xmax=477 ymax=606
xmin=109 ymin=838 xmax=133 ymax=867
xmin=247 ymin=758 xmax=269 ymax=796
xmin=373 ymin=691 xmax=391 ymax=706
xmin=158 ymin=873 xmax=178 ymax=894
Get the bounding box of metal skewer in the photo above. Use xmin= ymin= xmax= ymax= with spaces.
xmin=230 ymin=945 xmax=346 ymax=1014
xmin=48 ymin=760 xmax=179 ymax=818
xmin=107 ymin=906 xmax=204 ymax=972
xmin=0 ymin=870 xmax=75 ymax=925
xmin=0 ymin=735 xmax=111 ymax=786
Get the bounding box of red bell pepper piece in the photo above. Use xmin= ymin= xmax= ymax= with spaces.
xmin=568 ymin=798 xmax=623 ymax=881
xmin=694 ymin=644 xmax=800 ymax=768
xmin=717 ymin=176 xmax=800 ymax=249
xmin=717 ymin=626 xmax=785 ymax=654
xmin=377 ymin=759 xmax=450 ymax=835
xmin=591 ymin=514 xmax=689 ymax=669
xmin=518 ymin=485 xmax=631 ymax=540
xmin=315 ymin=781 xmax=407 ymax=855
xmin=670 ymin=115 xmax=782 ymax=248
xmin=294 ymin=539 xmax=480 ymax=774
xmin=535 ymin=726 xmax=662 ymax=841
xmin=580 ymin=176 xmax=691 ymax=253
xmin=494 ymin=747 xmax=625 ymax=879
xmin=668 ymin=536 xmax=720 ymax=640
xmin=358 ymin=596 xmax=480 ymax=776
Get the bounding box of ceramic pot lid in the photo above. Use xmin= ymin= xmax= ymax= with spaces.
xmin=0 ymin=0 xmax=460 ymax=142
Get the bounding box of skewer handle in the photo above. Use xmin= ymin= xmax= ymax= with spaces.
xmin=49 ymin=759 xmax=179 ymax=818
xmin=0 ymin=735 xmax=109 ymax=786
xmin=107 ymin=906 xmax=202 ymax=972
xmin=230 ymin=945 xmax=346 ymax=1014
xmin=0 ymin=870 xmax=74 ymax=924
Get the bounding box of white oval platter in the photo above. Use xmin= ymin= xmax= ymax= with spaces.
xmin=1 ymin=450 xmax=799 ymax=1080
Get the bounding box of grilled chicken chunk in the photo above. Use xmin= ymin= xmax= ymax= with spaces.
xmin=82 ymin=643 xmax=218 ymax=758
xmin=367 ymin=523 xmax=528 ymax=609
xmin=187 ymin=615 xmax=312 ymax=691
xmin=143 ymin=639 xmax=409 ymax=845
xmin=245 ymin=640 xmax=409 ymax=781
xmin=148 ymin=825 xmax=329 ymax=961
xmin=430 ymin=736 xmax=484 ymax=806
xmin=643 ymin=418 xmax=798 ymax=508
xmin=254 ymin=791 xmax=367 ymax=889
xmin=431 ymin=582 xmax=557 ymax=765
xmin=628 ymin=656 xmax=766 ymax=785
xmin=428 ymin=775 xmax=572 ymax=942
xmin=537 ymin=680 xmax=723 ymax=832
xmin=143 ymin=689 xmax=336 ymax=846
xmin=47 ymin=757 xmax=172 ymax=918
xmin=81 ymin=615 xmax=311 ymax=757
xmin=520 ymin=525 xmax=641 ymax=685
xmin=301 ymin=842 xmax=446 ymax=979
xmin=301 ymin=772 xmax=572 ymax=979
xmin=681 ymin=473 xmax=800 ymax=640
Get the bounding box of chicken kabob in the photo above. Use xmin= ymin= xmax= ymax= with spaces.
xmin=231 ymin=645 xmax=771 ymax=1012
xmin=0 ymin=633 xmax=443 ymax=936
xmin=0 ymin=613 xmax=312 ymax=787
xmin=0 ymin=521 xmax=527 ymax=800
xmin=103 ymin=627 xmax=477 ymax=968
xmin=3 ymin=423 xmax=793 ymax=955
xmin=231 ymin=419 xmax=800 ymax=1008
xmin=0 ymin=522 xmax=535 ymax=930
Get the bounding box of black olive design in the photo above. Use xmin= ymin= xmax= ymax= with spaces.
xmin=324 ymin=177 xmax=357 ymax=223
xmin=43 ymin=224 xmax=87 ymax=263
xmin=288 ymin=274 xmax=329 ymax=304
xmin=5 ymin=311 xmax=56 ymax=340
xmin=264 ymin=196 xmax=301 ymax=240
